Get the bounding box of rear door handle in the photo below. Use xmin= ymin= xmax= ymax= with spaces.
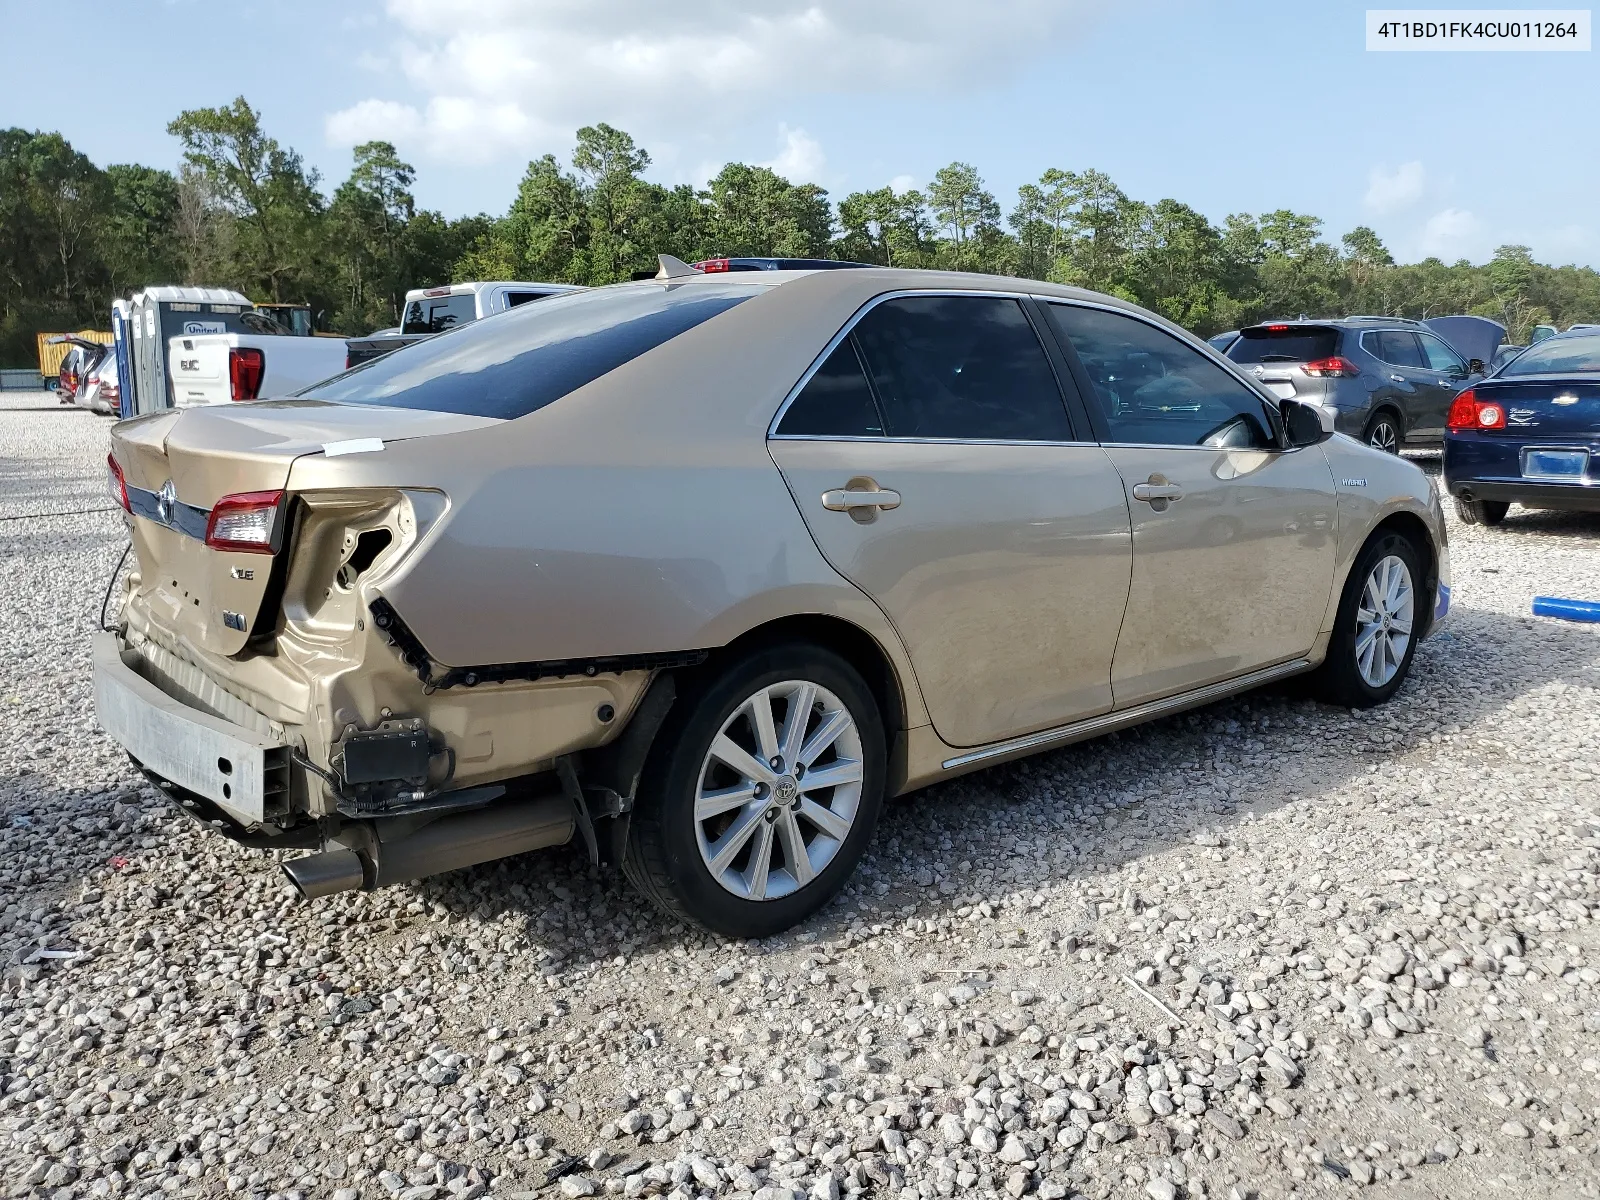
xmin=1389 ymin=373 xmax=1406 ymax=383
xmin=821 ymin=478 xmax=900 ymax=523
xmin=1131 ymin=482 xmax=1184 ymax=502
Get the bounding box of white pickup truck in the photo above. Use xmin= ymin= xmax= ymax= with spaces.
xmin=344 ymin=280 xmax=582 ymax=366
xmin=167 ymin=312 xmax=350 ymax=406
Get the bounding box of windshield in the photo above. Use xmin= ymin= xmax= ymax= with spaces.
xmin=1498 ymin=333 xmax=1600 ymax=376
xmin=1227 ymin=327 xmax=1338 ymax=364
xmin=301 ymin=282 xmax=763 ymax=419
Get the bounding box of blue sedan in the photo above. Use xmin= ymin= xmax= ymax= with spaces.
xmin=1443 ymin=330 xmax=1600 ymax=525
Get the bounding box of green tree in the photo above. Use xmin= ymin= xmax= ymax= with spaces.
xmin=167 ymin=97 xmax=325 ymax=300
xmin=703 ymin=163 xmax=831 ymax=258
xmin=570 ymin=123 xmax=656 ymax=283
xmin=927 ymin=162 xmax=1001 ymax=270
xmin=102 ymin=164 xmax=181 ymax=293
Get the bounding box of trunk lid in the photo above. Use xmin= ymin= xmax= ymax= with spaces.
xmin=1474 ymin=376 xmax=1600 ymax=438
xmin=1225 ymin=325 xmax=1341 ymax=402
xmin=112 ymin=400 xmax=502 ymax=657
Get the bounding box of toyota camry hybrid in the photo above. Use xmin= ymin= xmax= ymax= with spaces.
xmin=95 ymin=261 xmax=1449 ymax=937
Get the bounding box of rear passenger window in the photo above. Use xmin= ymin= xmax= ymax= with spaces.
xmin=850 ymin=296 xmax=1072 ymax=441
xmin=1372 ymin=330 xmax=1426 ymax=368
xmin=1049 ymin=303 xmax=1278 ymax=449
xmin=776 ymin=340 xmax=884 ymax=437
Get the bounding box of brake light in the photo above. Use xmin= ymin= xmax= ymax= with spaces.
xmin=205 ymin=490 xmax=283 ymax=554
xmin=1446 ymin=388 xmax=1505 ymax=431
xmin=107 ymin=454 xmax=130 ymax=512
xmin=695 ymin=258 xmax=730 ymax=272
xmin=229 ymin=347 xmax=264 ymax=401
xmin=1302 ymin=356 xmax=1360 ymax=378
xmin=423 ymin=286 xmax=452 ymax=296
xmin=1267 ymin=324 xmax=1289 ymax=332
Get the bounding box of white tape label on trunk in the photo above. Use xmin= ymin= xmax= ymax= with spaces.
xmin=1367 ymin=10 xmax=1591 ymax=49
xmin=322 ymin=438 xmax=385 ymax=457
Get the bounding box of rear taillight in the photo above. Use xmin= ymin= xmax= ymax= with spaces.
xmin=345 ymin=352 xmax=354 ymax=370
xmin=1446 ymin=388 xmax=1505 ymax=431
xmin=229 ymin=347 xmax=265 ymax=401
xmin=695 ymin=258 xmax=730 ymax=272
xmin=101 ymin=378 xmax=120 ymax=402
xmin=107 ymin=454 xmax=130 ymax=512
xmin=1302 ymin=356 xmax=1360 ymax=378
xmin=205 ymin=490 xmax=283 ymax=554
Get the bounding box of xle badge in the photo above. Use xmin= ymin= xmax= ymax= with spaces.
xmin=229 ymin=566 xmax=254 ymax=580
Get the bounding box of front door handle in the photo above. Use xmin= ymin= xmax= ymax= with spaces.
xmin=821 ymin=477 xmax=901 ymax=524
xmin=1131 ymin=479 xmax=1185 ymax=504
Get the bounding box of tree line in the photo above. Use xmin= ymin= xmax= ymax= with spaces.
xmin=5 ymin=95 xmax=1599 ymax=367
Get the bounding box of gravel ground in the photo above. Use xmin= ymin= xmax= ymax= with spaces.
xmin=1 ymin=391 xmax=1597 ymax=1200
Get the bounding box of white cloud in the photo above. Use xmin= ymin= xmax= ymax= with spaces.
xmin=326 ymin=0 xmax=1098 ymax=165
xmin=1420 ymin=208 xmax=1483 ymax=259
xmin=325 ymin=99 xmax=421 ymax=147
xmin=761 ymin=126 xmax=826 ymax=185
xmin=888 ymin=174 xmax=919 ymax=195
xmin=1363 ymin=161 xmax=1426 ymax=214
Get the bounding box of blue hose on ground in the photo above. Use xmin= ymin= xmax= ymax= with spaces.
xmin=1532 ymin=596 xmax=1600 ymax=622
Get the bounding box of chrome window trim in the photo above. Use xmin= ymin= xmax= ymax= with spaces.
xmin=767 ymin=288 xmax=1079 ymax=443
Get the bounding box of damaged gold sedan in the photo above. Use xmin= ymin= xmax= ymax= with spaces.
xmin=95 ymin=259 xmax=1449 ymax=937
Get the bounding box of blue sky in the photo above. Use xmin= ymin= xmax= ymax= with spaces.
xmin=4 ymin=0 xmax=1596 ymax=266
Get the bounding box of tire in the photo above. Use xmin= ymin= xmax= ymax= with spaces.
xmin=623 ymin=643 xmax=887 ymax=938
xmin=1309 ymin=530 xmax=1425 ymax=709
xmin=1362 ymin=410 xmax=1402 ymax=455
xmin=1454 ymin=496 xmax=1508 ymax=526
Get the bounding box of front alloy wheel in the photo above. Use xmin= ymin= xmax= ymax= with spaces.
xmin=1354 ymin=554 xmax=1414 ymax=689
xmin=624 ymin=644 xmax=886 ymax=938
xmin=1309 ymin=530 xmax=1425 ymax=708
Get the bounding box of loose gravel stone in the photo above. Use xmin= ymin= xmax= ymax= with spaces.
xmin=1 ymin=405 xmax=1597 ymax=1200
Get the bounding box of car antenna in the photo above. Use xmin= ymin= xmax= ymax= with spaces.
xmin=655 ymin=255 xmax=702 ymax=280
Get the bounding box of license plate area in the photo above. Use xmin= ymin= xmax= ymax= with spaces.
xmin=1521 ymin=447 xmax=1590 ymax=481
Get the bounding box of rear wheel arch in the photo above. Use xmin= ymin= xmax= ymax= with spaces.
xmin=1363 ymin=405 xmax=1405 ymax=450
xmin=705 ymin=614 xmax=909 ymax=738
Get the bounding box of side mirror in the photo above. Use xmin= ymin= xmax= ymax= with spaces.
xmin=1467 ymin=358 xmax=1485 ymax=375
xmin=1281 ymin=398 xmax=1333 ymax=447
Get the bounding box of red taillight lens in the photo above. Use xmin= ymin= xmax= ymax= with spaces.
xmin=229 ymin=347 xmax=265 ymax=401
xmin=205 ymin=490 xmax=283 ymax=554
xmin=345 ymin=352 xmax=354 ymax=370
xmin=694 ymin=258 xmax=730 ymax=272
xmin=1302 ymin=356 xmax=1360 ymax=378
xmin=1446 ymin=388 xmax=1506 ymax=431
xmin=107 ymin=454 xmax=130 ymax=512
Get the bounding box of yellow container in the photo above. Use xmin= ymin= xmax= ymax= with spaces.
xmin=37 ymin=329 xmax=114 ymax=378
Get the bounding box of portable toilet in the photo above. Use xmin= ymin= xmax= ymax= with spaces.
xmin=126 ymin=286 xmax=254 ymax=415
xmin=110 ymin=300 xmax=135 ymax=419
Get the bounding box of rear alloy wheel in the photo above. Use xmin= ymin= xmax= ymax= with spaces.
xmin=624 ymin=644 xmax=886 ymax=938
xmin=1309 ymin=531 xmax=1424 ymax=708
xmin=1363 ymin=411 xmax=1401 ymax=454
xmin=1454 ymin=496 xmax=1509 ymax=526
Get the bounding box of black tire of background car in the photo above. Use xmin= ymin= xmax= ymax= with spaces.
xmin=1308 ymin=530 xmax=1425 ymax=709
xmin=1362 ymin=410 xmax=1402 ymax=455
xmin=1454 ymin=497 xmax=1509 ymax=526
xmin=622 ymin=643 xmax=887 ymax=938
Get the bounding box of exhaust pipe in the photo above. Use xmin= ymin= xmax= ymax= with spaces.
xmin=282 ymin=793 xmax=575 ymax=899
xmin=283 ymin=848 xmax=366 ymax=899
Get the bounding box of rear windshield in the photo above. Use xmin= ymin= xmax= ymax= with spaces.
xmin=401 ymin=293 xmax=477 ymax=334
xmin=1498 ymin=333 xmax=1600 ymax=377
xmin=302 ymin=282 xmax=760 ymax=419
xmin=1227 ymin=327 xmax=1338 ymax=364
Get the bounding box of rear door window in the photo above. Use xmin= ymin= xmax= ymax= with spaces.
xmin=401 ymin=294 xmax=477 ymax=334
xmin=849 ymin=295 xmax=1072 ymax=441
xmin=775 ymin=339 xmax=885 ymax=437
xmin=303 ymin=283 xmax=761 ymax=419
xmin=1227 ymin=327 xmax=1338 ymax=364
xmin=505 ymin=291 xmax=554 ymax=308
xmin=1371 ymin=330 xmax=1426 ymax=368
